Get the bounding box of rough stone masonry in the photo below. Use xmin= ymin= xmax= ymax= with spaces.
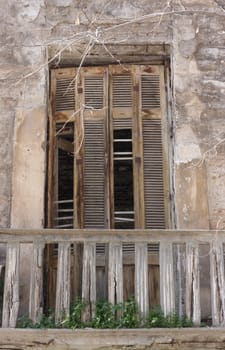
xmin=1 ymin=0 xmax=225 ymax=321
xmin=1 ymin=0 xmax=225 ymax=230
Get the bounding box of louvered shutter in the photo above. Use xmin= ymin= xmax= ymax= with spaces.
xmin=48 ymin=69 xmax=76 ymax=228
xmin=109 ymin=65 xmax=134 ymax=228
xmin=51 ymin=68 xmax=76 ymax=122
xmin=79 ymin=67 xmax=109 ymax=228
xmin=139 ymin=65 xmax=167 ymax=229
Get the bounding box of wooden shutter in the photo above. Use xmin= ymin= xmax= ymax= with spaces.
xmin=139 ymin=65 xmax=168 ymax=229
xmin=109 ymin=65 xmax=134 ymax=228
xmin=79 ymin=67 xmax=109 ymax=228
xmin=48 ymin=68 xmax=76 ymax=228
xmin=51 ymin=68 xmax=76 ymax=122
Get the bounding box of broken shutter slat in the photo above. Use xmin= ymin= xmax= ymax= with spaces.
xmin=110 ymin=67 xmax=134 ymax=232
xmin=49 ymin=69 xmax=76 ymax=229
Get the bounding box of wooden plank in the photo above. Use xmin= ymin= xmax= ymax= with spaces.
xmin=186 ymin=242 xmax=200 ymax=325
xmin=71 ymin=243 xmax=83 ymax=300
xmin=58 ymin=137 xmax=74 ymax=153
xmin=159 ymin=241 xmax=175 ymax=315
xmin=135 ymin=243 xmax=148 ymax=318
xmin=132 ymin=65 xmax=145 ymax=229
xmin=108 ymin=242 xmax=123 ymax=305
xmin=210 ymin=240 xmax=225 ymax=326
xmin=55 ymin=242 xmax=71 ymax=322
xmin=0 ymin=229 xmax=225 ymax=244
xmin=29 ymin=242 xmax=45 ymax=323
xmin=2 ymin=243 xmax=20 ymax=328
xmin=47 ymin=80 xmax=55 ymax=229
xmin=82 ymin=242 xmax=96 ymax=321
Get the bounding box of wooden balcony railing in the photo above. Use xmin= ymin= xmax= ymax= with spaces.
xmin=0 ymin=229 xmax=225 ymax=328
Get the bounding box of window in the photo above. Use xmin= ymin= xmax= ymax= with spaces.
xmin=47 ymin=64 xmax=170 ymax=230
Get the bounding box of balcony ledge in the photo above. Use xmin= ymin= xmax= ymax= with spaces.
xmin=0 ymin=328 xmax=225 ymax=350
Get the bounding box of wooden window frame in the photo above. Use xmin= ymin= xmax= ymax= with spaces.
xmin=47 ymin=64 xmax=171 ymax=230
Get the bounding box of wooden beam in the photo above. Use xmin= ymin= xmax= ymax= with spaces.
xmin=186 ymin=242 xmax=200 ymax=325
xmin=1 ymin=228 xmax=225 ymax=244
xmin=210 ymin=240 xmax=225 ymax=326
xmin=160 ymin=241 xmax=175 ymax=316
xmin=55 ymin=242 xmax=71 ymax=322
xmin=58 ymin=137 xmax=74 ymax=153
xmin=108 ymin=242 xmax=123 ymax=305
xmin=2 ymin=243 xmax=20 ymax=328
xmin=29 ymin=242 xmax=45 ymax=323
xmin=135 ymin=243 xmax=148 ymax=318
xmin=82 ymin=242 xmax=96 ymax=321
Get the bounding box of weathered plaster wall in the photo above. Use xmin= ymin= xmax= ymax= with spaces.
xmin=1 ymin=0 xmax=225 ymax=230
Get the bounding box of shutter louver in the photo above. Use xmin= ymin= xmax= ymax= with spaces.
xmin=143 ymin=119 xmax=165 ymax=229
xmin=55 ymin=79 xmax=75 ymax=112
xmin=113 ymin=119 xmax=132 ymax=129
xmin=80 ymin=66 xmax=108 ymax=229
xmin=85 ymin=77 xmax=104 ymax=109
xmin=83 ymin=120 xmax=105 ymax=228
xmin=141 ymin=75 xmax=160 ymax=109
xmin=112 ymin=75 xmax=132 ymax=107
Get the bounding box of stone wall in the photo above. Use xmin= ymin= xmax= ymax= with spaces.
xmin=1 ymin=0 xmax=225 ymax=230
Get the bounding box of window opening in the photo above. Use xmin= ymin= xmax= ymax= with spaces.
xmin=113 ymin=129 xmax=134 ymax=229
xmin=49 ymin=64 xmax=169 ymax=231
xmin=54 ymin=123 xmax=74 ymax=229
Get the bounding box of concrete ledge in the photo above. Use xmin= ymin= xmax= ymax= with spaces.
xmin=0 ymin=328 xmax=225 ymax=350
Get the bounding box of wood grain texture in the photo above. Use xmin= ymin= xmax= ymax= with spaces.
xmin=29 ymin=242 xmax=45 ymax=323
xmin=108 ymin=242 xmax=123 ymax=304
xmin=55 ymin=242 xmax=71 ymax=321
xmin=159 ymin=241 xmax=175 ymax=316
xmin=185 ymin=241 xmax=200 ymax=325
xmin=135 ymin=243 xmax=148 ymax=317
xmin=210 ymin=239 xmax=225 ymax=326
xmin=2 ymin=243 xmax=20 ymax=328
xmin=82 ymin=242 xmax=96 ymax=320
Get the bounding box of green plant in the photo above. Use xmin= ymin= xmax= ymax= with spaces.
xmin=90 ymin=300 xmax=117 ymax=328
xmin=61 ymin=298 xmax=86 ymax=329
xmin=146 ymin=306 xmax=193 ymax=328
xmin=118 ymin=297 xmax=139 ymax=328
xmin=16 ymin=299 xmax=193 ymax=329
xmin=17 ymin=315 xmax=34 ymax=328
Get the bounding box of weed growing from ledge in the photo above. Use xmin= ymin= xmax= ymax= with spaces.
xmin=17 ymin=298 xmax=192 ymax=329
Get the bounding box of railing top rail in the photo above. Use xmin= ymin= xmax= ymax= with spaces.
xmin=0 ymin=229 xmax=225 ymax=244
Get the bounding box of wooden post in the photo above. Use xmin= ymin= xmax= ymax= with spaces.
xmin=71 ymin=243 xmax=83 ymax=300
xmin=55 ymin=242 xmax=71 ymax=322
xmin=2 ymin=243 xmax=20 ymax=328
xmin=160 ymin=241 xmax=175 ymax=316
xmin=186 ymin=241 xmax=200 ymax=325
xmin=82 ymin=242 xmax=96 ymax=321
xmin=210 ymin=240 xmax=225 ymax=326
xmin=29 ymin=242 xmax=45 ymax=323
xmin=135 ymin=243 xmax=148 ymax=318
xmin=108 ymin=242 xmax=123 ymax=305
